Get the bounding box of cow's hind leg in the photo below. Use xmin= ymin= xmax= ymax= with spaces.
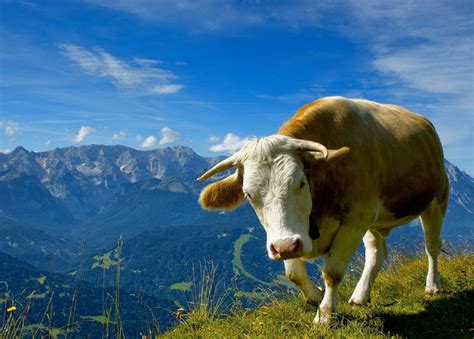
xmin=420 ymin=199 xmax=445 ymax=294
xmin=284 ymin=259 xmax=322 ymax=305
xmin=349 ymin=229 xmax=387 ymax=305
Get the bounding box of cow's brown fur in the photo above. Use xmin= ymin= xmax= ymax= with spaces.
xmin=277 ymin=97 xmax=448 ymax=228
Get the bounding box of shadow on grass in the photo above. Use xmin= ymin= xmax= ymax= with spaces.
xmin=377 ymin=290 xmax=474 ymax=337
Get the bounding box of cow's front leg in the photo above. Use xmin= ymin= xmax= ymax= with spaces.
xmin=315 ymin=226 xmax=366 ymax=324
xmin=284 ymin=258 xmax=322 ymax=305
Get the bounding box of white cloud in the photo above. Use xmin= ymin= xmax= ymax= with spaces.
xmin=2 ymin=121 xmax=19 ymax=138
xmin=345 ymin=0 xmax=474 ymax=97
xmin=44 ymin=139 xmax=52 ymax=146
xmin=73 ymin=126 xmax=94 ymax=143
xmin=58 ymin=43 xmax=184 ymax=95
xmin=136 ymin=135 xmax=143 ymax=141
xmin=133 ymin=57 xmax=163 ymax=65
xmin=208 ymin=135 xmax=220 ymax=143
xmin=112 ymin=131 xmax=126 ymax=140
xmin=152 ymin=84 xmax=184 ymax=94
xmin=86 ymin=0 xmax=267 ymax=31
xmin=139 ymin=135 xmax=157 ymax=148
xmin=159 ymin=127 xmax=178 ymax=145
xmin=86 ymin=1 xmax=472 ymax=98
xmin=209 ymin=133 xmax=250 ymax=153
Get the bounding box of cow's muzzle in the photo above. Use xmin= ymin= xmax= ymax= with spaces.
xmin=269 ymin=238 xmax=303 ymax=260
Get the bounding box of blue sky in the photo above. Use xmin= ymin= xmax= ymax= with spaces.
xmin=1 ymin=0 xmax=473 ymax=174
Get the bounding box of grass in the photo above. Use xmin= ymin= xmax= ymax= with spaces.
xmin=163 ymin=252 xmax=474 ymax=338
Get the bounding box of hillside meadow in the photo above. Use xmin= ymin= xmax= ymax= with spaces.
xmin=164 ymin=252 xmax=473 ymax=338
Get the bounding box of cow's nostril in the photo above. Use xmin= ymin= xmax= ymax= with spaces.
xmin=270 ymin=243 xmax=278 ymax=256
xmin=293 ymin=239 xmax=302 ymax=253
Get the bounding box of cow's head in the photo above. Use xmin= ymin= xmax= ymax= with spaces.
xmin=197 ymin=135 xmax=349 ymax=261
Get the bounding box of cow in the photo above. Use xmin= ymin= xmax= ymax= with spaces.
xmin=197 ymin=96 xmax=448 ymax=324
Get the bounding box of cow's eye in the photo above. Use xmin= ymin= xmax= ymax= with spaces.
xmin=300 ymin=181 xmax=305 ymax=189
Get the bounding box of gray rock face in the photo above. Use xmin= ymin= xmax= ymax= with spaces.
xmin=1 ymin=145 xmax=222 ymax=220
xmin=445 ymin=160 xmax=474 ymax=214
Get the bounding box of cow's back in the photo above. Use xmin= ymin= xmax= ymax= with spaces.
xmin=278 ymin=97 xmax=448 ymax=224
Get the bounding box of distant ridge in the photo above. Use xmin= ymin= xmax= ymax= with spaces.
xmin=1 ymin=144 xmax=224 ymax=220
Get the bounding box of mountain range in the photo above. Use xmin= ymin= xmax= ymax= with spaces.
xmin=0 ymin=144 xmax=472 ymax=335
xmin=0 ymin=145 xmax=222 ymax=221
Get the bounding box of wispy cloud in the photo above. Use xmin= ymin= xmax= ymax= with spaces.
xmin=112 ymin=131 xmax=126 ymax=140
xmin=2 ymin=121 xmax=19 ymax=138
xmin=86 ymin=0 xmax=269 ymax=31
xmin=73 ymin=126 xmax=94 ymax=143
xmin=91 ymin=1 xmax=471 ymax=100
xmin=133 ymin=57 xmax=163 ymax=66
xmin=208 ymin=135 xmax=220 ymax=143
xmin=209 ymin=133 xmax=250 ymax=153
xmin=345 ymin=1 xmax=474 ymax=98
xmin=139 ymin=135 xmax=157 ymax=149
xmin=159 ymin=127 xmax=178 ymax=145
xmin=152 ymin=84 xmax=184 ymax=95
xmin=58 ymin=43 xmax=184 ymax=95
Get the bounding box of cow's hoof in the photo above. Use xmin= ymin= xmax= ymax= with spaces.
xmin=425 ymin=273 xmax=442 ymax=294
xmin=425 ymin=286 xmax=443 ymax=294
xmin=425 ymin=278 xmax=443 ymax=294
xmin=313 ymin=310 xmax=332 ymax=325
xmin=349 ymin=291 xmax=370 ymax=306
xmin=348 ymin=296 xmax=370 ymax=306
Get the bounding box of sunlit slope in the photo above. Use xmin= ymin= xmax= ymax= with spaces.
xmin=164 ymin=253 xmax=474 ymax=338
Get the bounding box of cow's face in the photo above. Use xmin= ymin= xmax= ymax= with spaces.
xmin=241 ymin=153 xmax=313 ymax=260
xmin=198 ymin=135 xmax=349 ymax=261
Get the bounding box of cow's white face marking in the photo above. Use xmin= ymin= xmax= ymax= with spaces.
xmin=239 ymin=136 xmax=314 ymax=260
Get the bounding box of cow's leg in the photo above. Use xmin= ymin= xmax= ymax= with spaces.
xmin=348 ymin=229 xmax=387 ymax=305
xmin=284 ymin=259 xmax=323 ymax=305
xmin=420 ymin=200 xmax=444 ymax=294
xmin=315 ymin=226 xmax=366 ymax=324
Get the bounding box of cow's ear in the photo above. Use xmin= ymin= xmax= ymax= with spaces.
xmin=302 ymin=146 xmax=350 ymax=165
xmin=199 ymin=170 xmax=245 ymax=210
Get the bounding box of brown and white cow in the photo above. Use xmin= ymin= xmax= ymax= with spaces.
xmin=197 ymin=97 xmax=448 ymax=324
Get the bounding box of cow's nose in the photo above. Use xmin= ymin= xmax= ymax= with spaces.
xmin=270 ymin=238 xmax=303 ymax=260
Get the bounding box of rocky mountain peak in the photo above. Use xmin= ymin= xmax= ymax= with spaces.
xmin=0 ymin=144 xmax=219 ymax=219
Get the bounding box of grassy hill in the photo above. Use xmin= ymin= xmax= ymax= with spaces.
xmin=163 ymin=252 xmax=473 ymax=338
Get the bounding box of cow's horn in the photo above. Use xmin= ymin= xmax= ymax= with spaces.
xmin=197 ymin=153 xmax=240 ymax=182
xmin=291 ymin=139 xmax=328 ymax=159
